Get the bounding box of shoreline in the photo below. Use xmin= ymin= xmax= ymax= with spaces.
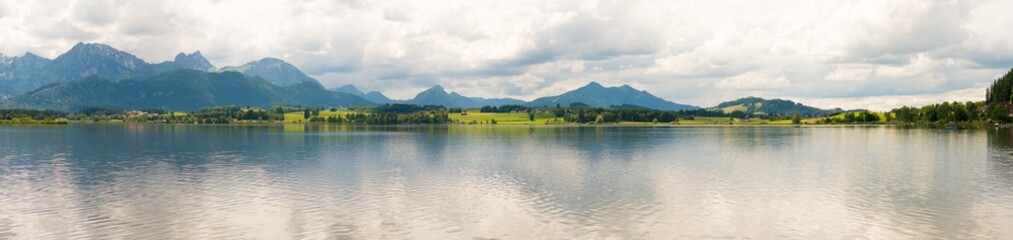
xmin=0 ymin=121 xmax=988 ymax=129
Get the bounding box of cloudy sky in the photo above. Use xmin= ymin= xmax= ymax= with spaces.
xmin=1 ymin=0 xmax=1011 ymax=110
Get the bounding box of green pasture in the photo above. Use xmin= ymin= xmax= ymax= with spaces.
xmin=283 ymin=110 xmax=358 ymax=123
xmin=450 ymin=110 xmax=562 ymax=125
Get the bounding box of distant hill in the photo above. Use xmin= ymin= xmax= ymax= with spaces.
xmin=0 ymin=69 xmax=373 ymax=112
xmin=364 ymin=91 xmax=396 ymax=104
xmin=449 ymin=92 xmax=526 ymax=107
xmin=708 ymin=97 xmax=843 ymax=116
xmin=407 ymin=86 xmax=458 ymax=107
xmin=405 ymin=85 xmax=526 ymax=108
xmin=526 ymin=82 xmax=698 ymax=110
xmin=401 ymin=82 xmax=696 ymax=109
xmin=217 ymin=58 xmax=320 ymax=87
xmin=329 ymin=84 xmax=399 ymax=104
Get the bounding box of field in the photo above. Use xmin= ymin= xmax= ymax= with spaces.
xmin=283 ymin=110 xmax=358 ymax=123
xmin=801 ymin=112 xmax=891 ymax=124
xmin=678 ymin=116 xmax=738 ymax=125
xmin=276 ymin=108 xmax=893 ymax=125
xmin=0 ymin=118 xmax=69 ymax=124
xmin=677 ymin=116 xmax=801 ymax=125
xmin=449 ymin=110 xmax=562 ymax=125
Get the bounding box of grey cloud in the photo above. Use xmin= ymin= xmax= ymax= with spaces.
xmin=520 ymin=14 xmax=661 ymax=65
xmin=113 ymin=2 xmax=179 ymax=36
xmin=0 ymin=1 xmax=9 ymax=18
xmin=383 ymin=8 xmax=410 ymax=22
xmin=71 ymin=0 xmax=117 ymax=26
xmin=1 ymin=0 xmax=1011 ymax=108
xmin=31 ymin=19 xmax=99 ymax=40
xmin=839 ymin=0 xmax=974 ymax=63
xmin=969 ymin=57 xmax=1013 ymax=69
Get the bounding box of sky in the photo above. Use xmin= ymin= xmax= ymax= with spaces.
xmin=1 ymin=0 xmax=1011 ymax=110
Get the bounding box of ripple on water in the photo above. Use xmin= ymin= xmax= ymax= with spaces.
xmin=1 ymin=125 xmax=1012 ymax=239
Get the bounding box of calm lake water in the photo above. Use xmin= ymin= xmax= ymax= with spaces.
xmin=1 ymin=124 xmax=1011 ymax=239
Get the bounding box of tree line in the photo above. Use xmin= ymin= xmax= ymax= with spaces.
xmin=890 ymin=101 xmax=987 ymax=123
xmin=560 ymin=108 xmax=680 ymax=123
xmin=1 ymin=104 xmax=452 ymax=125
xmin=0 ymin=109 xmax=68 ymax=124
xmin=986 ymin=68 xmax=1013 ymax=105
xmin=479 ymin=105 xmax=529 ymax=113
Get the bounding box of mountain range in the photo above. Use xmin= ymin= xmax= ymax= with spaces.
xmin=0 ymin=43 xmax=155 ymax=97
xmin=0 ymin=42 xmax=844 ymax=114
xmin=0 ymin=70 xmax=371 ymax=112
xmin=0 ymin=43 xmax=329 ymax=97
xmin=0 ymin=43 xmax=368 ymax=111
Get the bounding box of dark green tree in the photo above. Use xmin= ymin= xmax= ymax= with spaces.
xmin=990 ymin=104 xmax=1010 ymax=123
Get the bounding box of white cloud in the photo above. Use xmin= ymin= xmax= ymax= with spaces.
xmin=825 ymin=66 xmax=873 ymax=82
xmin=0 ymin=0 xmax=1009 ymax=109
xmin=795 ymin=86 xmax=986 ymax=111
xmin=654 ymin=27 xmax=769 ymax=78
xmin=715 ymin=71 xmax=791 ymax=90
xmin=443 ymin=73 xmax=547 ymax=99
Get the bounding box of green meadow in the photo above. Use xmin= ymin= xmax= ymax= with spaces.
xmin=283 ymin=110 xmax=358 ymax=123
xmin=449 ymin=109 xmax=563 ymax=125
xmin=2 ymin=106 xmax=904 ymax=126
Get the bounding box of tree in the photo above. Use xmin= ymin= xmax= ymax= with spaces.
xmin=953 ymin=107 xmax=969 ymax=122
xmin=987 ymin=68 xmax=1013 ymax=104
xmin=791 ymin=112 xmax=802 ymax=124
xmin=303 ymin=110 xmax=311 ymax=119
xmin=990 ymin=104 xmax=1010 ymax=123
xmin=729 ymin=110 xmax=748 ymax=119
xmin=863 ymin=111 xmax=879 ymax=122
xmin=529 ymin=112 xmax=535 ymax=121
xmin=595 ymin=115 xmax=605 ymax=124
xmin=659 ymin=111 xmax=677 ymax=122
xmin=843 ymin=113 xmax=856 ymax=123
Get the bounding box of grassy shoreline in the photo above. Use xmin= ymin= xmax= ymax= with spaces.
xmin=1 ymin=107 xmax=991 ymax=129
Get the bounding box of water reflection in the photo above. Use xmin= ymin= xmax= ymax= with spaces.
xmin=988 ymin=128 xmax=1013 ymax=187
xmin=0 ymin=125 xmax=1011 ymax=239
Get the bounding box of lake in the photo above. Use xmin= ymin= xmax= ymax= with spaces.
xmin=1 ymin=124 xmax=1011 ymax=239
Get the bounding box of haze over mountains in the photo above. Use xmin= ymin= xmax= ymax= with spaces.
xmin=0 ymin=43 xmax=844 ymax=114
